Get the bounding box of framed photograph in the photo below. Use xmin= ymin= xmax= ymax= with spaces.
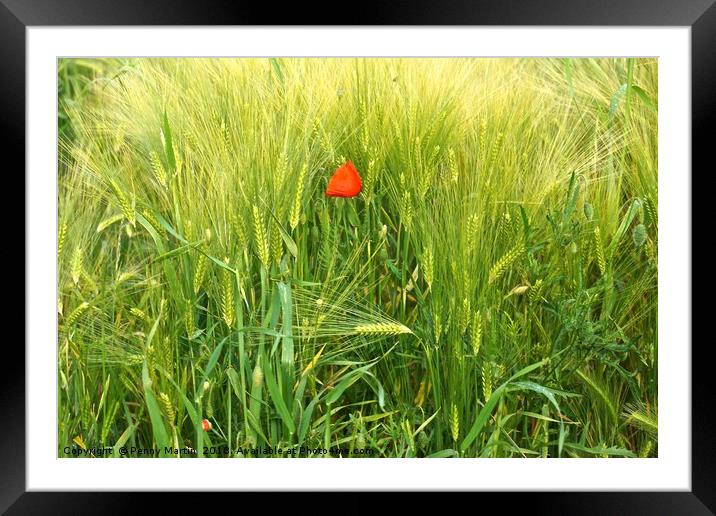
xmin=9 ymin=0 xmax=707 ymax=511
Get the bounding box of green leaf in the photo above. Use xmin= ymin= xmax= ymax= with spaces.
xmin=427 ymin=449 xmax=458 ymax=458
xmin=200 ymin=335 xmax=228 ymax=385
xmin=414 ymin=409 xmax=441 ymax=436
xmin=461 ymin=358 xmax=548 ymax=451
xmin=262 ymin=353 xmax=296 ymax=434
xmin=112 ymin=423 xmax=138 ymax=457
xmin=608 ymin=198 xmax=642 ymax=255
xmin=564 ymin=442 xmax=636 ymax=458
xmin=96 ymin=213 xmax=124 ymax=233
xmin=226 ymin=367 xmax=243 ymax=401
xmin=142 ymin=362 xmax=171 ymax=455
xmin=298 ymin=397 xmax=318 ymax=445
xmin=325 ymin=363 xmax=376 ymax=405
xmin=278 ymin=282 xmax=294 ymax=369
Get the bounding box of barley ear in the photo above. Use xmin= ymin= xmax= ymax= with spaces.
xmin=150 ymin=150 xmax=167 ymax=186
xmin=448 ymin=147 xmax=458 ymax=183
xmin=471 ymin=310 xmax=482 ymax=355
xmin=353 ymin=322 xmax=412 ymax=336
xmin=252 ymin=205 xmax=270 ymax=268
xmin=482 ymin=362 xmax=493 ymax=401
xmin=193 ymin=250 xmax=208 ymax=294
xmin=221 ymin=258 xmax=235 ymax=328
xmin=184 ymin=299 xmax=195 ymax=339
xmin=65 ymin=301 xmax=90 ymax=326
xmin=466 ymin=213 xmax=479 ymax=251
xmin=422 ymin=246 xmax=434 ymax=288
xmin=290 ymin=163 xmax=308 ymax=230
xmin=108 ymin=178 xmax=135 ymax=226
xmin=70 ymin=245 xmax=83 ymax=285
xmin=450 ymin=403 xmax=460 ymax=442
xmin=159 ymin=392 xmax=175 ymax=427
xmin=593 ymin=227 xmax=606 ymax=274
xmin=488 ymin=242 xmax=525 ymax=284
xmin=58 ymin=220 xmax=68 ymax=261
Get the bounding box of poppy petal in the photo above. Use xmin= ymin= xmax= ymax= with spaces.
xmin=326 ymin=161 xmax=362 ymax=197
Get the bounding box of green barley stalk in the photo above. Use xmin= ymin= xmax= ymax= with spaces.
xmin=433 ymin=308 xmax=442 ymax=343
xmin=58 ymin=220 xmax=68 ymax=261
xmin=184 ymin=219 xmax=195 ymax=243
xmin=130 ymin=306 xmax=149 ymax=324
xmin=108 ymin=178 xmax=135 ymax=226
xmin=482 ymin=362 xmax=493 ymax=401
xmin=231 ymin=211 xmax=248 ymax=249
xmin=248 ymin=359 xmax=264 ymax=446
xmin=65 ymin=301 xmax=90 ymax=326
xmin=640 ymin=440 xmax=653 ymax=458
xmin=644 ymin=194 xmax=657 ymax=227
xmin=159 ymin=392 xmax=175 ymax=427
xmin=487 ymin=131 xmax=504 ymax=169
xmin=101 ymin=400 xmax=119 ymax=444
xmin=193 ymin=250 xmax=208 ymax=294
xmin=593 ymin=227 xmax=606 ymax=274
xmin=359 ymin=98 xmax=370 ymax=152
xmin=471 ymin=310 xmax=482 ymax=355
xmin=71 ymin=246 xmax=83 ymax=285
xmin=270 ymin=223 xmax=283 ymax=265
xmin=466 ymin=213 xmax=479 ymax=251
xmin=142 ymin=209 xmax=165 ymax=238
xmin=184 ymin=299 xmax=195 ymax=338
xmin=541 ymin=404 xmax=550 ymax=457
xmin=488 ymin=242 xmax=525 ymax=284
xmin=402 ymin=191 xmax=413 ymax=230
xmin=645 ymin=238 xmax=657 ymax=268
xmin=353 ymin=322 xmax=412 ymax=336
xmin=497 ymin=211 xmax=512 ymax=242
xmin=221 ymin=258 xmax=235 ymax=328
xmin=450 ymin=403 xmax=460 ymax=442
xmin=206 ymin=383 xmax=214 ymax=419
xmin=290 ymin=163 xmax=308 ymax=230
xmin=276 ymin=151 xmax=288 ymax=187
xmin=252 ymin=205 xmax=270 ymax=268
xmin=150 ymin=150 xmax=167 ymax=186
xmin=422 ymin=246 xmax=434 ymax=288
xmin=529 ymin=279 xmax=544 ymax=304
xmin=159 ymin=336 xmax=172 ymax=375
xmin=392 ymin=118 xmax=403 ymax=151
xmin=313 ymin=117 xmax=334 ymax=160
xmin=448 ymin=147 xmax=458 ymax=183
xmin=364 ymin=159 xmax=377 ymax=204
xmin=220 ymin=118 xmax=231 ymax=157
xmin=172 ymin=141 xmax=183 ymax=177
xmin=458 ymin=297 xmax=471 ymax=335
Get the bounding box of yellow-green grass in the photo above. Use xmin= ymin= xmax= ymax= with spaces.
xmin=58 ymin=57 xmax=657 ymax=458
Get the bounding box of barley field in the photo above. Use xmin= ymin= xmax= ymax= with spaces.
xmin=58 ymin=57 xmax=658 ymax=458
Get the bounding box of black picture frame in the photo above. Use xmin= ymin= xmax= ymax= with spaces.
xmin=7 ymin=1 xmax=707 ymax=512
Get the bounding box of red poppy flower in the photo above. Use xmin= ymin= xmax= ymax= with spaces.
xmin=325 ymin=161 xmax=362 ymax=198
xmin=202 ymin=419 xmax=212 ymax=432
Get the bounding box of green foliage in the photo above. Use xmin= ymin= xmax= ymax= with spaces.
xmin=58 ymin=57 xmax=657 ymax=458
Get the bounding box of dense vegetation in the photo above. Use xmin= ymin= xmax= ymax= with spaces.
xmin=58 ymin=58 xmax=658 ymax=457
